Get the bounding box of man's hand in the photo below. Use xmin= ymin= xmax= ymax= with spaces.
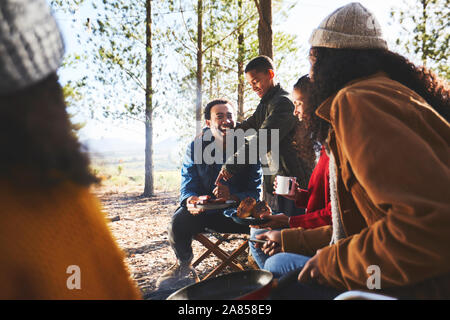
xmin=250 ymin=213 xmax=289 ymax=230
xmin=298 ymin=249 xmax=327 ymax=285
xmin=186 ymin=195 xmax=210 ymax=215
xmin=255 ymin=230 xmax=282 ymax=256
xmin=215 ymin=168 xmax=233 ymax=185
xmin=213 ymin=182 xmax=231 ymax=200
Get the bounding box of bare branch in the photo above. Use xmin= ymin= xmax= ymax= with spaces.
xmin=202 ymin=12 xmax=257 ymax=54
xmin=180 ymin=0 xmax=197 ymax=45
xmin=171 ymin=30 xmax=197 ymax=54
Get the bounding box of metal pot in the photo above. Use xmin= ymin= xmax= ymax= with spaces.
xmin=166 ymin=270 xmax=274 ymax=300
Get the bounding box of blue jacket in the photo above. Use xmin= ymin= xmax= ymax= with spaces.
xmin=180 ymin=128 xmax=262 ymax=206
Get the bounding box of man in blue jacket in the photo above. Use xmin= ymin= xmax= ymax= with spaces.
xmin=156 ymin=99 xmax=262 ymax=290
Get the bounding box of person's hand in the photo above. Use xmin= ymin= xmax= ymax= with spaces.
xmin=213 ymin=182 xmax=231 ymax=200
xmin=298 ymin=249 xmax=327 ymax=285
xmin=273 ymin=179 xmax=299 ymax=201
xmin=255 ymin=230 xmax=282 ymax=256
xmin=250 ymin=213 xmax=289 ymax=230
xmin=215 ymin=168 xmax=233 ymax=185
xmin=186 ymin=195 xmax=210 ymax=215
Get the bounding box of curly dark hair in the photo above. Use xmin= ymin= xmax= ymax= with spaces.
xmin=0 ymin=73 xmax=99 ymax=188
xmin=306 ymin=47 xmax=450 ymax=144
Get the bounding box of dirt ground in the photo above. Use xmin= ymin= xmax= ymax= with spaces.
xmin=92 ymin=185 xmax=255 ymax=300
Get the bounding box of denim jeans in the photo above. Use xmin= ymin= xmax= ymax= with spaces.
xmin=168 ymin=206 xmax=249 ymax=262
xmin=264 ymin=252 xmax=311 ymax=279
xmin=248 ymin=207 xmax=305 ymax=269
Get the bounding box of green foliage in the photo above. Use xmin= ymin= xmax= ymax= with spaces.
xmin=61 ymin=80 xmax=87 ymax=137
xmin=51 ymin=0 xmax=177 ymax=126
xmin=390 ymin=0 xmax=449 ymax=79
xmin=167 ymin=0 xmax=303 ymax=140
xmin=51 ymin=0 xmax=306 ymax=185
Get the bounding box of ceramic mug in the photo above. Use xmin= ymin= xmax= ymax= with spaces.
xmin=275 ymin=176 xmax=296 ymax=196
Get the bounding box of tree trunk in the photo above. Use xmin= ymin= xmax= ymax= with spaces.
xmin=196 ymin=0 xmax=203 ymax=135
xmin=237 ymin=0 xmax=245 ymax=122
xmin=421 ymin=0 xmax=428 ymax=67
xmin=209 ymin=50 xmax=213 ymax=98
xmin=254 ymin=0 xmax=273 ymax=59
xmin=143 ymin=0 xmax=154 ymax=197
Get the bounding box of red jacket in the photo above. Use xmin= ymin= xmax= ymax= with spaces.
xmin=289 ymin=146 xmax=331 ymax=229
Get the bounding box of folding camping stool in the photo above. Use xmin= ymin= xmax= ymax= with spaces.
xmin=192 ymin=233 xmax=251 ymax=281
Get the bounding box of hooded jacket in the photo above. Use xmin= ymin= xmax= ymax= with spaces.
xmin=281 ymin=72 xmax=450 ymax=299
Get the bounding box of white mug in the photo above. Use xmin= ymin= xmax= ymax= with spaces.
xmin=275 ymin=176 xmax=296 ymax=196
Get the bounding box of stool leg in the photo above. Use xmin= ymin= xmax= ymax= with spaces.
xmin=192 ymin=235 xmax=226 ymax=268
xmin=202 ymin=240 xmax=249 ymax=280
xmin=195 ymin=236 xmax=244 ymax=268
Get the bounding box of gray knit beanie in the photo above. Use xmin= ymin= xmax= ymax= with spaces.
xmin=309 ymin=2 xmax=388 ymax=50
xmin=0 ymin=0 xmax=65 ymax=95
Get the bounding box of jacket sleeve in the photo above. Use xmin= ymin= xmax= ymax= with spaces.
xmin=225 ymin=96 xmax=296 ymax=175
xmin=237 ymin=109 xmax=259 ymax=131
xmin=230 ymin=163 xmax=263 ymax=202
xmin=294 ymin=189 xmax=309 ymax=208
xmin=289 ymin=202 xmax=332 ymax=229
xmin=317 ymin=88 xmax=450 ymax=291
xmin=281 ymin=225 xmax=332 ymax=257
xmin=180 ymin=142 xmax=201 ymax=206
xmin=258 ymin=96 xmax=297 ymax=145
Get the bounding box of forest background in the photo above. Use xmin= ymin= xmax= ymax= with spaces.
xmin=49 ymin=0 xmax=449 ymax=197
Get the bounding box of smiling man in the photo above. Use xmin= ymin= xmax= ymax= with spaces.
xmin=216 ymin=56 xmax=312 ymax=216
xmin=156 ymin=99 xmax=262 ymax=291
xmin=206 ymin=100 xmax=234 ymax=148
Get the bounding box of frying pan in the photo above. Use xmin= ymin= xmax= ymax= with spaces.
xmin=166 ymin=270 xmax=274 ymax=300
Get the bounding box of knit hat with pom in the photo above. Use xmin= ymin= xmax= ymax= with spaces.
xmin=0 ymin=0 xmax=65 ymax=94
xmin=309 ymin=2 xmax=388 ymax=50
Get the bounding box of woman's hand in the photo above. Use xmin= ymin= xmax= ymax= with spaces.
xmin=250 ymin=213 xmax=289 ymax=230
xmin=298 ymin=249 xmax=327 ymax=285
xmin=255 ymin=231 xmax=282 ymax=256
xmin=273 ymin=179 xmax=299 ymax=201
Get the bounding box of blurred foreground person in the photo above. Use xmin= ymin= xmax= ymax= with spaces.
xmin=0 ymin=0 xmax=141 ymax=299
xmin=271 ymin=2 xmax=450 ymax=300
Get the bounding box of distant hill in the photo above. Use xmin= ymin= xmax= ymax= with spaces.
xmin=82 ymin=136 xmax=184 ymax=171
xmin=82 ymin=137 xmax=144 ymax=154
xmin=82 ymin=136 xmax=180 ymax=154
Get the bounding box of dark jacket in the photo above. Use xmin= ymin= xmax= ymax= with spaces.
xmin=180 ymin=128 xmax=262 ymax=206
xmin=223 ymin=84 xmax=311 ymax=193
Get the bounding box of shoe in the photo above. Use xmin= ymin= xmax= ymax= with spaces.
xmin=156 ymin=261 xmax=199 ymax=291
